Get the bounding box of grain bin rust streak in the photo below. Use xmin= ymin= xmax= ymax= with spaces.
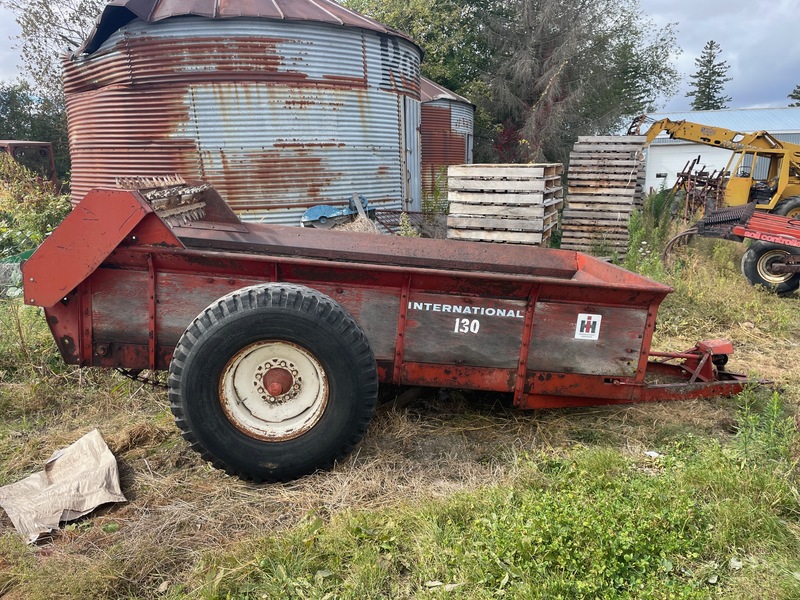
xmin=112 ymin=36 xmax=369 ymax=89
xmin=246 ymin=149 xmax=333 ymax=204
xmin=127 ymin=36 xmax=287 ymax=75
xmin=63 ymin=35 xmax=289 ymax=92
xmin=64 ymin=83 xmax=199 ymax=203
xmin=206 ymin=147 xmax=333 ymax=208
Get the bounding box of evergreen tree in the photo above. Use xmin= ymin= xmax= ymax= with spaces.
xmin=686 ymin=40 xmax=731 ymax=110
xmin=788 ymin=85 xmax=800 ymax=107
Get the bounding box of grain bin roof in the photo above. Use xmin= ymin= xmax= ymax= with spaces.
xmin=420 ymin=77 xmax=474 ymax=107
xmin=78 ymin=0 xmax=420 ymax=55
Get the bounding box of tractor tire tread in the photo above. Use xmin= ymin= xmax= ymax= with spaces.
xmin=168 ymin=283 xmax=378 ymax=482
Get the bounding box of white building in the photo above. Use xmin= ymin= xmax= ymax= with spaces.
xmin=642 ymin=107 xmax=800 ymax=195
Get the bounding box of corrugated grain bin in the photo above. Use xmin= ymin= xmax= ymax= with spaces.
xmin=420 ymin=77 xmax=474 ymax=200
xmin=64 ymin=0 xmax=423 ymax=224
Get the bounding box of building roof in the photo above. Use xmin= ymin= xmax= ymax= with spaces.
xmin=420 ymin=76 xmax=474 ymax=107
xmin=78 ymin=0 xmax=420 ymax=55
xmin=646 ymin=106 xmax=800 ymax=134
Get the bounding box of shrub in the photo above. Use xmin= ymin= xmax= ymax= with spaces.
xmin=0 ymin=153 xmax=70 ymax=257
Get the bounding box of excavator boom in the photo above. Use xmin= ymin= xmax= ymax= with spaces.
xmin=630 ymin=115 xmax=800 ymax=213
xmin=636 ymin=117 xmax=785 ymax=152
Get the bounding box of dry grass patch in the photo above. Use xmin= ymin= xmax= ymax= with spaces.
xmin=3 ymin=371 xmax=766 ymax=598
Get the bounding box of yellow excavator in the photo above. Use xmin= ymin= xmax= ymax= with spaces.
xmin=630 ymin=115 xmax=800 ymax=217
xmin=629 ymin=115 xmax=800 ymax=292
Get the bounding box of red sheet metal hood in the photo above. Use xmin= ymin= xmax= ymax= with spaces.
xmin=78 ymin=0 xmax=420 ymax=55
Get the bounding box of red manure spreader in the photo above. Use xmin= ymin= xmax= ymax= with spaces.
xmin=22 ymin=181 xmax=750 ymax=480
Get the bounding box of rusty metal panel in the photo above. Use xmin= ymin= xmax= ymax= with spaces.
xmin=527 ymin=302 xmax=648 ymax=377
xmin=297 ymin=283 xmax=400 ymax=360
xmin=404 ymin=292 xmax=526 ymax=368
xmin=65 ymin=17 xmax=421 ymax=224
xmin=92 ymin=269 xmax=151 ymax=345
xmin=420 ymin=98 xmax=474 ymax=198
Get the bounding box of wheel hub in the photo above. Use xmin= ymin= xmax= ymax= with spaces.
xmin=254 ymin=359 xmax=301 ymax=404
xmin=220 ymin=340 xmax=328 ymax=441
xmin=757 ymin=249 xmax=793 ymax=284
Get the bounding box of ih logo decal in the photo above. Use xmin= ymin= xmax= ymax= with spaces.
xmin=575 ymin=313 xmax=602 ymax=340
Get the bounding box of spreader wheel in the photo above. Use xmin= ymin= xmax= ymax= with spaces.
xmin=741 ymin=241 xmax=800 ymax=293
xmin=168 ymin=283 xmax=378 ymax=481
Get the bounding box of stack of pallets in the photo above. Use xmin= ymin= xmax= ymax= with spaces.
xmin=446 ymin=163 xmax=563 ymax=246
xmin=560 ymin=136 xmax=646 ymax=255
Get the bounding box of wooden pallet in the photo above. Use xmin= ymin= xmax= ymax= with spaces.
xmin=446 ymin=163 xmax=563 ymax=246
xmin=560 ymin=136 xmax=646 ymax=254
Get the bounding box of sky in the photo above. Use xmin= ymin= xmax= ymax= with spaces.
xmin=0 ymin=0 xmax=798 ymax=113
xmin=639 ymin=0 xmax=800 ymax=112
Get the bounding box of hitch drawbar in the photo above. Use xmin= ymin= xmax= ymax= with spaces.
xmin=22 ymin=185 xmax=756 ymax=481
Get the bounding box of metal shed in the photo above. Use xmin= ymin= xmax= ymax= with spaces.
xmin=420 ymin=77 xmax=474 ymax=200
xmin=64 ymin=0 xmax=423 ymax=224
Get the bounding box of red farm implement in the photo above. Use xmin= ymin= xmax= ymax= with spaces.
xmin=666 ymin=203 xmax=800 ymax=293
xmin=22 ymin=182 xmax=750 ymax=481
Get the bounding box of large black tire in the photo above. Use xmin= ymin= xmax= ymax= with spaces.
xmin=741 ymin=241 xmax=800 ymax=293
xmin=773 ymin=196 xmax=800 ymax=218
xmin=168 ymin=283 xmax=378 ymax=481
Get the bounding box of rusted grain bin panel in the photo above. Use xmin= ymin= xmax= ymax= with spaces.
xmin=65 ymin=5 xmax=423 ymax=223
xmin=420 ymin=77 xmax=474 ymax=199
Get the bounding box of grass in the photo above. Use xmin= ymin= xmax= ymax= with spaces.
xmin=0 ymin=191 xmax=798 ymax=598
xmin=192 ymin=426 xmax=798 ymax=600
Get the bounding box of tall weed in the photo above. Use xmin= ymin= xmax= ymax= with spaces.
xmin=0 ymin=153 xmax=70 ymax=257
xmin=421 ymin=166 xmax=450 ymax=215
xmin=625 ymin=188 xmax=680 ymax=277
xmin=735 ymin=387 xmax=797 ymax=463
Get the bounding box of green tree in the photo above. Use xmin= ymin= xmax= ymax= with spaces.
xmin=788 ymin=85 xmax=800 ymax=107
xmin=482 ymin=0 xmax=678 ymax=162
xmin=0 ymin=0 xmax=102 ymax=102
xmin=0 ymin=81 xmax=70 ymax=177
xmin=686 ymin=40 xmax=731 ymax=111
xmin=0 ymin=82 xmax=35 ymax=139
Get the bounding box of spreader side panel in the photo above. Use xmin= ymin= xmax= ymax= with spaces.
xmin=527 ymin=302 xmax=649 ymax=377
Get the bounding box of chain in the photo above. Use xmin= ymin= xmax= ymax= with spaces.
xmin=116 ymin=368 xmax=168 ymax=389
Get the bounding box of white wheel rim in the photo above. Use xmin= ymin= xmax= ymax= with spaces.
xmin=220 ymin=341 xmax=328 ymax=441
xmin=756 ymin=249 xmax=793 ymax=285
